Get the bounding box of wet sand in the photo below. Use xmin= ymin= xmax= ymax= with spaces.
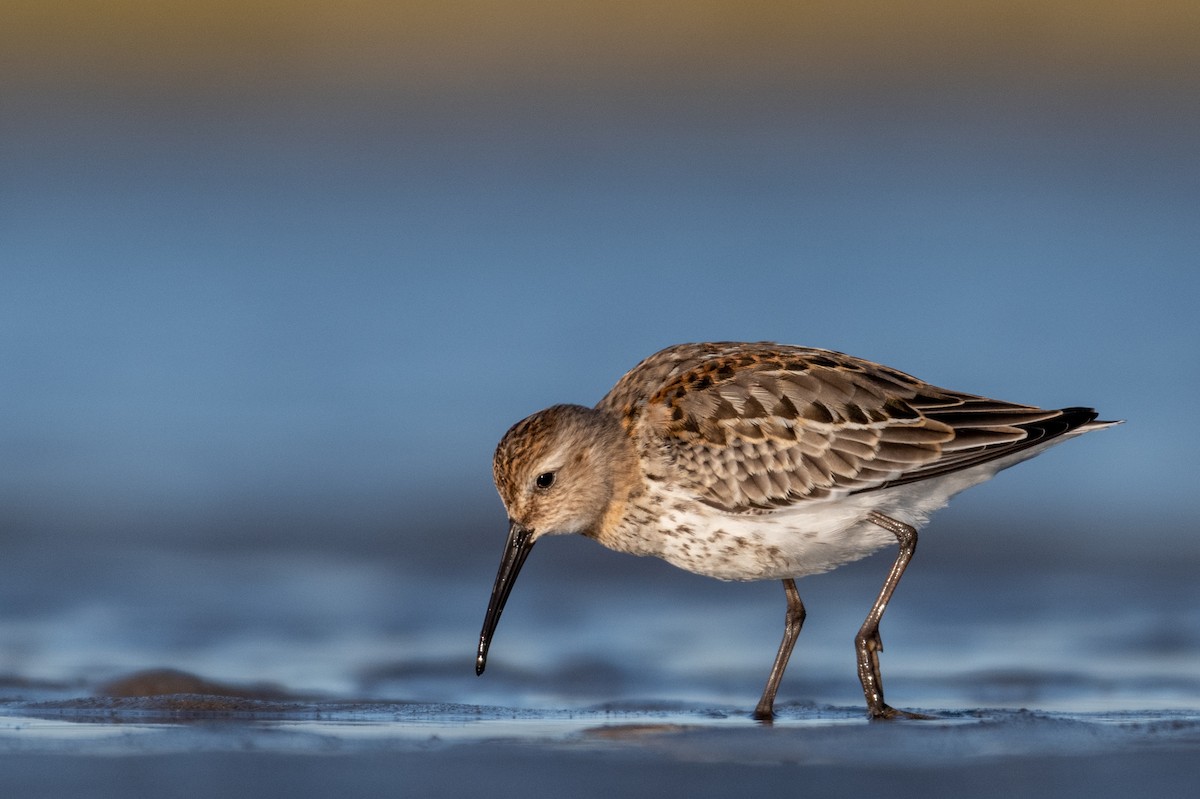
xmin=1 ymin=695 xmax=1198 ymax=798
xmin=1 ymin=536 xmax=1196 ymax=797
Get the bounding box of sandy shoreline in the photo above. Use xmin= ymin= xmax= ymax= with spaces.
xmin=3 ymin=747 xmax=1197 ymax=799
xmin=1 ymin=699 xmax=1197 ymax=798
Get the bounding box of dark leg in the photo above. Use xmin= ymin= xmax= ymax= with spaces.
xmin=753 ymin=578 xmax=805 ymax=722
xmin=857 ymin=511 xmax=932 ymax=720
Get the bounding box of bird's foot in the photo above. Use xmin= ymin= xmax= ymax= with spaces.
xmin=869 ymin=703 xmax=936 ymax=721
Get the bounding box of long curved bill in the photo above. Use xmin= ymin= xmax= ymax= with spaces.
xmin=476 ymin=520 xmax=536 ymax=675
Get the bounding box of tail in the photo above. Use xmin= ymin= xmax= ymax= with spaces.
xmin=1064 ymin=407 xmax=1124 ymax=435
xmin=868 ymin=405 xmax=1122 ymax=492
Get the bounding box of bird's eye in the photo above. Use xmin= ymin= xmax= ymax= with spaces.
xmin=535 ymin=472 xmax=556 ymax=490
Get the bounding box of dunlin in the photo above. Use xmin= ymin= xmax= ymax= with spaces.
xmin=475 ymin=342 xmax=1118 ymax=720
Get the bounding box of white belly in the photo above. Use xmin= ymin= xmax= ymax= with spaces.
xmin=649 ymin=494 xmax=900 ymax=580
xmin=639 ymin=438 xmax=1073 ymax=581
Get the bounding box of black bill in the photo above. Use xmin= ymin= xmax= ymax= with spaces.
xmin=475 ymin=519 xmax=536 ymax=675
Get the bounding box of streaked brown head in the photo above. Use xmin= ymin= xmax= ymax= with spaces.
xmin=477 ymin=403 xmax=634 ymax=676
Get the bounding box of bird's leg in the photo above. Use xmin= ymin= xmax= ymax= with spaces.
xmin=753 ymin=578 xmax=805 ymax=723
xmin=856 ymin=511 xmax=932 ymax=720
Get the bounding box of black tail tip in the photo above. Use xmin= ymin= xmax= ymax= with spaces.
xmin=1059 ymin=406 xmax=1123 ymax=430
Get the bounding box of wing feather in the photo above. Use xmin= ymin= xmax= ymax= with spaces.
xmin=596 ymin=342 xmax=1102 ymax=514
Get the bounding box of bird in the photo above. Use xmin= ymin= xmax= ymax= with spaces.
xmin=474 ymin=342 xmax=1119 ymax=720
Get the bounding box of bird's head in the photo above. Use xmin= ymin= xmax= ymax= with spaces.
xmin=476 ymin=403 xmax=634 ymax=675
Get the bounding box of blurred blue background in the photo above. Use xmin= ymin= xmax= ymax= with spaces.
xmin=1 ymin=2 xmax=1197 ymax=702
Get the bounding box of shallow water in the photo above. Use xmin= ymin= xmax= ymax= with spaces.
xmin=0 ymin=530 xmax=1196 ymax=796
xmin=1 ymin=700 xmax=1198 ymax=798
xmin=4 ymin=536 xmax=1196 ymax=712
